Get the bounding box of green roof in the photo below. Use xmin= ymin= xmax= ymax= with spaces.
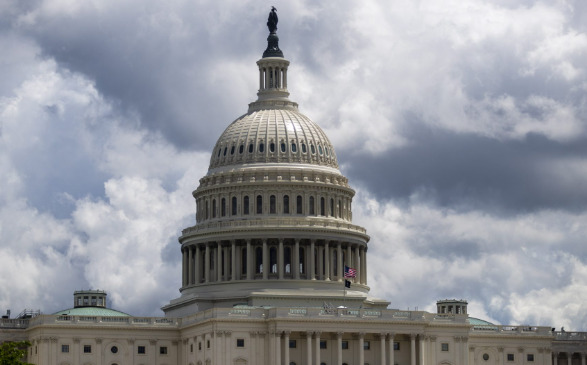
xmin=468 ymin=317 xmax=496 ymax=326
xmin=53 ymin=307 xmax=130 ymax=317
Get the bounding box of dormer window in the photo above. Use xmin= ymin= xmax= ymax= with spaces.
xmin=291 ymin=143 xmax=297 ymax=152
xmin=249 ymin=143 xmax=254 ymax=153
xmin=311 ymin=144 xmax=316 ymax=154
xmin=280 ymin=142 xmax=286 ymax=152
xmin=301 ymin=143 xmax=307 ymax=153
xmin=217 ymin=148 xmax=222 ymax=157
xmin=223 ymin=147 xmax=227 ymax=156
xmin=318 ymin=145 xmax=323 ymax=155
xmin=239 ymin=145 xmax=244 ymax=154
xmin=259 ymin=143 xmax=265 ymax=153
xmin=270 ymin=142 xmax=275 ymax=153
xmin=230 ymin=146 xmax=235 ymax=155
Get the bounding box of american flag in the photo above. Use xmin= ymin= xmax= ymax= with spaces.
xmin=344 ymin=266 xmax=356 ymax=278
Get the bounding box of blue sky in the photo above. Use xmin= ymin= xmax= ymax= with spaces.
xmin=1 ymin=0 xmax=586 ymax=329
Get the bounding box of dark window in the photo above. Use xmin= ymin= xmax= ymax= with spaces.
xmin=364 ymin=341 xmax=370 ymax=350
xmin=325 ymin=147 xmax=329 ymax=156
xmin=296 ymin=195 xmax=303 ymax=214
xmin=61 ymin=345 xmax=69 ymax=353
xmin=341 ymin=341 xmax=349 ymax=349
xmin=483 ymin=354 xmax=489 ymax=361
xmin=212 ymin=199 xmax=217 ymax=218
xmin=249 ymin=143 xmax=254 ymax=153
xmin=283 ymin=195 xmax=289 ymax=214
xmin=259 ymin=143 xmax=265 ymax=152
xmin=217 ymin=148 xmax=221 ymax=157
xmin=320 ymin=197 xmax=325 ymax=216
xmin=221 ymin=198 xmax=226 ymax=217
xmin=394 ymin=342 xmax=400 ymax=350
xmin=190 ymin=344 xmax=193 ymax=353
xmin=309 ymin=196 xmax=315 ymax=215
xmin=111 ymin=346 xmax=118 ymax=354
xmin=330 ymin=198 xmax=334 ymax=216
xmin=270 ymin=142 xmax=275 ymax=152
xmin=292 ymin=143 xmax=297 ymax=152
xmin=205 ymin=201 xmax=209 ymax=219
xmin=270 ymin=195 xmax=276 ymax=214
xmin=236 ymin=339 xmax=245 ymax=348
xmin=289 ymin=340 xmax=297 ymax=348
xmin=207 ymin=340 xmax=210 ymax=349
xmin=243 ymin=196 xmax=250 ymax=215
xmin=83 ymin=345 xmax=91 ymax=354
xmin=223 ymin=147 xmax=227 ymax=156
xmin=270 ymin=247 xmax=277 ymax=273
xmin=198 ymin=342 xmax=202 ymax=351
xmin=442 ymin=343 xmax=449 ymax=352
xmin=318 ymin=145 xmax=323 ymax=155
xmin=256 ymin=247 xmax=263 ymax=273
xmin=527 ymin=354 xmax=534 ymax=362
xmin=320 ymin=340 xmax=327 ymax=349
xmin=256 ymin=195 xmax=263 ymax=214
xmin=338 ymin=200 xmax=342 ymax=218
xmin=160 ymin=346 xmax=167 ymax=355
xmin=507 ymin=354 xmax=515 ymax=361
xmin=232 ymin=197 xmax=237 ymax=215
xmin=239 ymin=145 xmax=244 ymax=154
xmin=230 ymin=146 xmax=235 ymax=155
xmin=281 ymin=143 xmax=286 ymax=152
xmin=138 ymin=346 xmax=146 ymax=354
xmin=302 ymin=143 xmax=307 ymax=153
xmin=311 ymin=144 xmax=316 ymax=154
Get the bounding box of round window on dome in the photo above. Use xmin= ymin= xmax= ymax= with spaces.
xmin=239 ymin=145 xmax=244 ymax=154
xmin=483 ymin=354 xmax=489 ymax=361
xmin=301 ymin=143 xmax=307 ymax=153
xmin=111 ymin=346 xmax=118 ymax=354
xmin=280 ymin=143 xmax=286 ymax=153
xmin=291 ymin=143 xmax=297 ymax=153
xmin=270 ymin=142 xmax=275 ymax=153
xmin=259 ymin=143 xmax=265 ymax=153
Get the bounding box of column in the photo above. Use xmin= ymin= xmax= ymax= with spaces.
xmin=205 ymin=244 xmax=210 ymax=283
xmin=346 ymin=244 xmax=352 ymax=271
xmin=568 ymin=353 xmax=573 ymax=365
xmin=250 ymin=332 xmax=257 ymax=365
xmin=195 ymin=245 xmax=201 ymax=284
xmin=310 ymin=240 xmax=316 ymax=280
xmin=224 ymin=245 xmax=230 ymax=281
xmin=259 ymin=68 xmax=263 ymax=90
xmin=463 ymin=337 xmax=469 ymax=365
xmin=499 ymin=347 xmax=505 ymax=365
xmin=337 ymin=332 xmax=343 ymax=365
xmin=581 ymin=353 xmax=585 ymax=365
xmin=96 ymin=338 xmax=102 ymax=365
xmin=337 ymin=242 xmax=343 ymax=281
xmin=284 ymin=331 xmax=291 ymax=365
xmin=324 ymin=241 xmax=330 ymax=280
xmin=231 ymin=240 xmax=237 ymax=281
xmin=246 ymin=240 xmax=252 ymax=280
xmin=275 ymin=332 xmax=281 ymax=365
xmin=294 ymin=239 xmax=300 ymax=279
xmin=380 ymin=333 xmax=387 ymax=365
xmin=389 ymin=334 xmax=395 ymax=365
xmin=217 ymin=242 xmax=222 ymax=282
xmin=354 ymin=245 xmax=360 ymax=284
xmin=419 ymin=335 xmax=426 ymax=365
xmin=188 ymin=246 xmax=194 ymax=285
xmin=182 ymin=248 xmax=188 ymax=286
xmin=283 ymin=68 xmax=287 ymax=88
xmin=360 ymin=247 xmax=367 ymax=285
xmin=306 ymin=332 xmax=313 ymax=365
xmin=262 ymin=239 xmax=268 ymax=280
xmin=359 ymin=333 xmax=365 ymax=365
xmin=315 ymin=332 xmax=322 ymax=365
xmin=410 ymin=334 xmax=417 ymax=365
xmin=279 ymin=239 xmax=284 ymax=279
xmin=430 ymin=336 xmax=437 ymax=365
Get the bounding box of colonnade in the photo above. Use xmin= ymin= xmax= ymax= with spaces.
xmin=259 ymin=65 xmax=288 ymax=90
xmin=553 ymin=352 xmax=587 ymax=365
xmin=181 ymin=239 xmax=367 ymax=288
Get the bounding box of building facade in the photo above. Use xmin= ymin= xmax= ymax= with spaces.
xmin=1 ymin=10 xmax=585 ymax=365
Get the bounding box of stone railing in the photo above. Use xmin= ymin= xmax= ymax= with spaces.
xmin=26 ymin=315 xmax=180 ymax=328
xmin=0 ymin=318 xmax=30 ymax=329
xmin=182 ymin=217 xmax=367 ymax=236
xmin=471 ymin=324 xmax=552 ymax=335
xmin=554 ymin=332 xmax=587 ymax=341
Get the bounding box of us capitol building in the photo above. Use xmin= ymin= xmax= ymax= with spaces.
xmin=1 ymin=9 xmax=585 ymax=365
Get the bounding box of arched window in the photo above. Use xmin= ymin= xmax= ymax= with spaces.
xmin=255 ymin=196 xmax=264 ymax=216
xmin=241 ymin=248 xmax=247 ymax=275
xmin=248 ymin=143 xmax=254 ymax=153
xmin=280 ymin=142 xmax=286 ymax=152
xmin=311 ymin=144 xmax=316 ymax=154
xmin=205 ymin=201 xmax=209 ymax=219
xmin=283 ymin=195 xmax=289 ymax=214
xmin=256 ymin=247 xmax=263 ymax=273
xmin=291 ymin=143 xmax=297 ymax=152
xmin=302 ymin=143 xmax=307 ymax=153
xmin=318 ymin=145 xmax=323 ymax=155
xmin=338 ymin=199 xmax=342 ymax=218
xmin=212 ymin=199 xmax=217 ymax=218
xmin=270 ymin=142 xmax=275 ymax=153
xmin=259 ymin=143 xmax=265 ymax=153
xmin=330 ymin=198 xmax=334 ymax=217
xmin=217 ymin=148 xmax=221 ymax=157
xmin=223 ymin=147 xmax=227 ymax=156
xmin=270 ymin=195 xmax=276 ymax=214
xmin=285 ymin=247 xmax=291 ymax=273
xmin=309 ymin=196 xmax=315 ymax=215
xmin=239 ymin=144 xmax=244 ymax=154
xmin=230 ymin=146 xmax=235 ymax=155
xmin=270 ymin=247 xmax=277 ymax=273
xmin=221 ymin=198 xmax=226 ymax=217
xmin=243 ymin=196 xmax=250 ymax=215
xmin=299 ymin=247 xmax=305 ymax=274
xmin=320 ymin=197 xmax=325 ymax=216
xmin=296 ymin=195 xmax=303 ymax=214
xmin=232 ymin=197 xmax=237 ymax=215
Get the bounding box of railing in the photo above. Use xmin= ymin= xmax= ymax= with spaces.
xmin=554 ymin=332 xmax=587 ymax=341
xmin=27 ymin=315 xmax=179 ymax=328
xmin=471 ymin=324 xmax=552 ymax=335
xmin=0 ymin=318 xmax=30 ymax=329
xmin=181 ymin=217 xmax=367 ymax=236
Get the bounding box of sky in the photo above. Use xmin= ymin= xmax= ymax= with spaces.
xmin=0 ymin=0 xmax=586 ymax=330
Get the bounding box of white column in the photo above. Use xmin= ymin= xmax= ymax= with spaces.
xmin=262 ymin=239 xmax=269 ymax=280
xmin=411 ymin=334 xmax=417 ymax=365
xmin=205 ymin=244 xmax=210 ymax=283
xmin=389 ymin=334 xmax=395 ymax=365
xmin=337 ymin=332 xmax=343 ymax=365
xmin=188 ymin=247 xmax=194 ymax=285
xmin=310 ymin=240 xmax=316 ymax=280
xmin=306 ymin=332 xmax=313 ymax=365
xmin=279 ymin=239 xmax=284 ymax=279
xmin=231 ymin=240 xmax=236 ymax=281
xmin=216 ymin=242 xmax=222 ymax=281
xmin=337 ymin=242 xmax=343 ymax=281
xmin=346 ymin=244 xmax=352 ymax=271
xmin=359 ymin=333 xmax=365 ymax=365
xmin=315 ymin=332 xmax=321 ymax=365
xmin=568 ymin=353 xmax=572 ymax=365
xmin=324 ymin=241 xmax=330 ymax=281
xmin=419 ymin=335 xmax=426 ymax=365
xmin=284 ymin=331 xmax=291 ymax=365
xmin=275 ymin=332 xmax=281 ymax=365
xmin=381 ymin=333 xmax=387 ymax=365
xmin=182 ymin=248 xmax=187 ymax=286
xmin=294 ymin=239 xmax=300 ymax=279
xmin=354 ymin=245 xmax=360 ymax=284
xmin=195 ymin=245 xmax=201 ymax=284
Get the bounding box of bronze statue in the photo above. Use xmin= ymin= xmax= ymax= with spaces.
xmin=267 ymin=6 xmax=278 ymax=34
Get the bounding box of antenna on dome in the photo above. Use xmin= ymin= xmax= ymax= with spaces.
xmin=263 ymin=6 xmax=283 ymax=58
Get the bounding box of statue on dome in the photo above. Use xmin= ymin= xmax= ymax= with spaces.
xmin=267 ymin=6 xmax=278 ymax=34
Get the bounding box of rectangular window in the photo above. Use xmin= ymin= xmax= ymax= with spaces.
xmin=320 ymin=340 xmax=327 ymax=349
xmin=138 ymin=346 xmax=146 ymax=354
xmin=190 ymin=344 xmax=193 ymax=353
xmin=394 ymin=342 xmax=400 ymax=350
xmin=527 ymin=354 xmax=535 ymax=362
xmin=507 ymin=354 xmax=515 ymax=361
xmin=83 ymin=345 xmax=91 ymax=354
xmin=199 ymin=342 xmax=202 ymax=351
xmin=159 ymin=346 xmax=168 ymax=355
xmin=441 ymin=343 xmax=449 ymax=352
xmin=342 ymin=341 xmax=349 ymax=350
xmin=289 ymin=340 xmax=297 ymax=349
xmin=207 ymin=340 xmax=210 ymax=349
xmin=236 ymin=339 xmax=245 ymax=348
xmin=61 ymin=345 xmax=69 ymax=353
xmin=364 ymin=341 xmax=370 ymax=350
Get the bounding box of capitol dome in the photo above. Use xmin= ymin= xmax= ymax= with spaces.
xmin=163 ymin=17 xmax=388 ymax=317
